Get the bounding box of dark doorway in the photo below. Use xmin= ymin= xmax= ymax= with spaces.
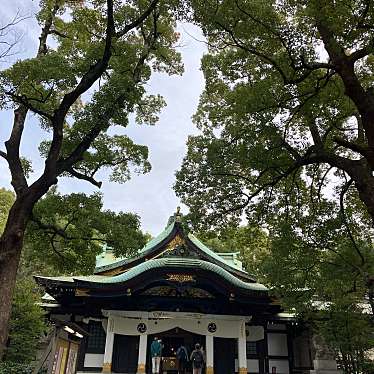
xmin=214 ymin=337 xmax=236 ymax=374
xmin=112 ymin=334 xmax=139 ymax=373
xmin=147 ymin=328 xmax=204 ymax=374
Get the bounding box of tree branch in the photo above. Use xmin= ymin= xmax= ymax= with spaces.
xmin=116 ymin=0 xmax=160 ymax=38
xmin=339 ymin=178 xmax=366 ymax=266
xmin=49 ymin=29 xmax=70 ymax=39
xmin=0 ymin=151 xmax=8 ymax=161
xmin=333 ymin=136 xmax=368 ymax=156
xmin=349 ymin=39 xmax=374 ymax=63
xmin=44 ymin=0 xmax=115 ymax=177
xmin=31 ymin=213 xmax=109 ymax=245
xmin=5 ymin=92 xmax=53 ymax=120
xmin=67 ymin=168 xmax=102 ymax=188
xmin=57 ymin=15 xmax=160 ymax=175
xmin=4 ymin=106 xmax=29 ymax=194
xmin=316 ymin=9 xmax=374 ymax=150
xmin=3 ymin=2 xmax=61 ymax=195
xmin=49 ymin=234 xmax=68 ymax=260
xmin=37 ymin=1 xmax=61 ymax=55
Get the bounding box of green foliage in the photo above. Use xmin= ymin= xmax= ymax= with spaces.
xmin=25 ymin=188 xmax=147 ymax=274
xmin=4 ymin=279 xmax=47 ymax=364
xmin=315 ymin=305 xmax=374 ymax=374
xmin=0 ymin=0 xmax=183 ymax=190
xmin=0 ymin=362 xmax=33 ymax=374
xmin=175 ymin=0 xmax=374 ymax=233
xmin=199 ymin=221 xmax=374 ymax=373
xmin=0 ymin=186 xmax=147 ymax=364
xmin=197 ymin=225 xmax=269 ymax=276
xmin=0 ymin=188 xmax=14 ymax=234
xmin=175 ymin=5 xmax=374 ymax=368
xmin=0 ymin=0 xmax=184 ymax=361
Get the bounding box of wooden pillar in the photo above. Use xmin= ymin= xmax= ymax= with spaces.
xmin=206 ymin=334 xmax=214 ymax=374
xmin=137 ymin=334 xmax=147 ymax=374
xmin=238 ymin=334 xmax=247 ymax=374
xmin=102 ymin=317 xmax=114 ymax=373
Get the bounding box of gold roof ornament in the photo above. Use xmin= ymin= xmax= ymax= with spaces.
xmin=166 ymin=235 xmax=185 ymax=251
xmin=175 ymin=206 xmax=182 ymax=222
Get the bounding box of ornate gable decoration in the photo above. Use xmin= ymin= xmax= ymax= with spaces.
xmin=166 ymin=274 xmax=195 ymax=283
xmin=163 ymin=235 xmax=200 ymax=258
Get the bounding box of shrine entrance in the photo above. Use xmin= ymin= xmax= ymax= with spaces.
xmin=146 ymin=328 xmax=204 ymax=374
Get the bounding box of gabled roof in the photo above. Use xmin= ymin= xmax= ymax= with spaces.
xmin=94 ymin=221 xmax=175 ymax=273
xmin=94 ymin=217 xmax=256 ymax=282
xmin=35 ymin=258 xmax=267 ymax=293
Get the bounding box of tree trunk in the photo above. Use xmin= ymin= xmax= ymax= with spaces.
xmin=367 ymin=276 xmax=374 ymax=318
xmin=350 ymin=164 xmax=374 ymax=225
xmin=0 ymin=231 xmax=23 ymax=360
xmin=0 ymin=197 xmax=33 ymax=360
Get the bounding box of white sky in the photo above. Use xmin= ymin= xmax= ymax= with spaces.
xmin=0 ymin=1 xmax=207 ymax=235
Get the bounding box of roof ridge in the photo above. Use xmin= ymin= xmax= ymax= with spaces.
xmin=187 ymin=233 xmax=248 ymax=274
xmin=72 ymin=257 xmax=268 ymax=292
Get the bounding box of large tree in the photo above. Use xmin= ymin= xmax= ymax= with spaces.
xmin=0 ymin=0 xmax=182 ymax=358
xmin=175 ymin=0 xmax=374 ymax=313
xmin=0 ymin=188 xmax=146 ymax=364
xmin=197 ymin=221 xmax=373 ymax=373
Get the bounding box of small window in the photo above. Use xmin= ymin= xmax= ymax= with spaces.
xmin=86 ymin=321 xmax=106 ymax=354
xmin=246 ymin=341 xmax=257 ymax=355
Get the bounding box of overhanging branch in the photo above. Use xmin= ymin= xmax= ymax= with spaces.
xmin=333 ymin=136 xmax=368 ymax=156
xmin=339 ymin=178 xmax=366 ymax=266
xmin=67 ymin=168 xmax=102 ymax=188
xmin=116 ymin=0 xmax=160 ymax=38
xmin=0 ymin=151 xmax=8 ymax=161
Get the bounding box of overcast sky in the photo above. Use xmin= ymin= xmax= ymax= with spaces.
xmin=0 ymin=1 xmax=207 ymax=235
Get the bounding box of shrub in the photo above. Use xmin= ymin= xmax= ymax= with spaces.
xmin=0 ymin=362 xmax=33 ymax=374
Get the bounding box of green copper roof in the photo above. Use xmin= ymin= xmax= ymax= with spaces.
xmin=187 ymin=234 xmax=244 ymax=272
xmin=70 ymin=257 xmax=266 ymax=292
xmin=138 ymin=222 xmax=175 ymax=255
xmin=94 ymin=220 xmax=252 ymax=279
xmin=95 ymin=222 xmax=175 ymax=272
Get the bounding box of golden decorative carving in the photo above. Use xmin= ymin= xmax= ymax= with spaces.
xmin=206 ymin=366 xmax=214 ymax=374
xmin=75 ymin=288 xmax=89 ymax=296
xmin=166 ymin=273 xmax=195 ymax=283
xmin=102 ymin=362 xmax=112 ymax=372
xmin=137 ymin=363 xmax=146 ymax=373
xmin=238 ymin=368 xmax=248 ymax=374
xmin=166 ymin=235 xmax=185 ymax=250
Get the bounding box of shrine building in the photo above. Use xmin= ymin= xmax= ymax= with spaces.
xmin=35 ymin=211 xmax=314 ymax=374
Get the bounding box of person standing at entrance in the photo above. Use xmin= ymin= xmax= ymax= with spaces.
xmin=151 ymin=337 xmax=162 ymax=374
xmin=176 ymin=344 xmax=188 ymax=374
xmin=190 ymin=343 xmax=204 ymax=374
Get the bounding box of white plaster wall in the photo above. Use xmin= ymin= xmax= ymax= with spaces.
xmin=267 ymin=333 xmax=288 ymax=356
xmin=113 ymin=316 xmax=244 ymax=338
xmin=83 ymin=353 xmax=104 ymax=368
xmin=269 ymin=359 xmax=289 ymax=374
xmin=235 ymin=358 xmax=259 ymax=372
xmin=248 ymin=359 xmax=260 ymax=373
xmin=246 ymin=325 xmax=264 ymax=341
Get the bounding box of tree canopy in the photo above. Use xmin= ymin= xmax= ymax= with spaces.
xmin=175 ymin=0 xmax=374 ymax=314
xmin=26 ymin=188 xmax=146 ymax=274
xmin=176 ymin=2 xmax=374 ymax=368
xmin=0 ymin=186 xmax=148 ymax=364
xmin=0 ymin=0 xmax=183 ymax=358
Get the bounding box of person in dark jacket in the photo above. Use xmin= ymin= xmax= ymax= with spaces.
xmin=151 ymin=337 xmax=162 ymax=373
xmin=190 ymin=343 xmax=204 ymax=374
xmin=176 ymin=344 xmax=189 ymax=374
